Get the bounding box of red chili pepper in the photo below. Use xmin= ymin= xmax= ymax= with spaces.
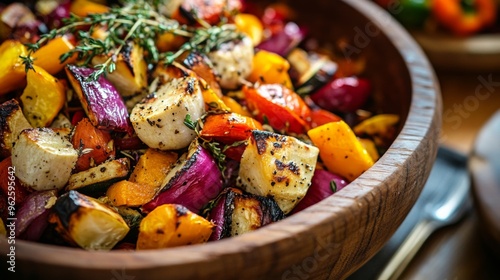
xmin=432 ymin=0 xmax=497 ymax=36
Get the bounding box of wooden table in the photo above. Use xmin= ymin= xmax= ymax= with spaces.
xmin=400 ymin=70 xmax=500 ymax=279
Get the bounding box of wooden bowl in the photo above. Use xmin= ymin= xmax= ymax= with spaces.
xmin=0 ymin=0 xmax=441 ymax=279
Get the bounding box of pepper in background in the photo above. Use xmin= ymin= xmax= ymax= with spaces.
xmin=376 ymin=0 xmax=431 ymax=28
xmin=432 ymin=0 xmax=497 ymax=36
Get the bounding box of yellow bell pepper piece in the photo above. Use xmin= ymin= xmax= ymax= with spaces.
xmin=70 ymin=0 xmax=109 ymax=17
xmin=32 ymin=36 xmax=77 ymax=75
xmin=308 ymin=121 xmax=374 ymax=181
xmin=247 ymin=50 xmax=293 ymax=89
xmin=359 ymin=138 xmax=380 ymax=161
xmin=353 ymin=114 xmax=400 ymax=147
xmin=20 ymin=65 xmax=66 ymax=127
xmin=0 ymin=40 xmax=28 ymax=95
xmin=235 ymin=13 xmax=264 ymax=46
xmin=221 ymin=96 xmax=252 ymax=117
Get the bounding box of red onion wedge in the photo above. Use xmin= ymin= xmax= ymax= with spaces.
xmin=208 ymin=188 xmax=284 ymax=241
xmin=291 ymin=169 xmax=348 ymax=214
xmin=257 ymin=21 xmax=306 ymax=57
xmin=310 ymin=76 xmax=371 ymax=113
xmin=15 ymin=189 xmax=57 ymax=241
xmin=142 ymin=141 xmax=223 ymax=214
xmin=65 ymin=65 xmax=132 ymax=134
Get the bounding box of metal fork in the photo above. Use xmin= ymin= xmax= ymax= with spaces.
xmin=376 ymin=147 xmax=472 ymax=280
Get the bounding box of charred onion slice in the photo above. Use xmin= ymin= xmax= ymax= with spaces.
xmin=65 ymin=64 xmax=132 ymax=134
xmin=49 ymin=190 xmax=129 ymax=250
xmin=237 ymin=130 xmax=319 ymax=214
xmin=142 ymin=141 xmax=223 ymax=214
xmin=0 ymin=99 xmax=32 ymax=158
xmin=209 ymin=188 xmax=284 ymax=241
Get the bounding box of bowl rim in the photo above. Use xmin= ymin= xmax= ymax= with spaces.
xmin=0 ymin=0 xmax=442 ymax=278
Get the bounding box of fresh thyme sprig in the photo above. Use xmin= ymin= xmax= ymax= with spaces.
xmin=20 ymin=0 xmax=242 ymax=80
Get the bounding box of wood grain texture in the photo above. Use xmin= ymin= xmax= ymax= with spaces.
xmin=0 ymin=0 xmax=441 ymax=279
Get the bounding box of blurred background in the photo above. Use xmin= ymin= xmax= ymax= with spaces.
xmin=353 ymin=1 xmax=500 ymax=279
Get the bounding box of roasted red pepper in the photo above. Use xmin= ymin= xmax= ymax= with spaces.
xmin=432 ymin=0 xmax=497 ymax=36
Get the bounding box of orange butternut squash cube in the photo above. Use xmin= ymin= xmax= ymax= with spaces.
xmin=32 ymin=36 xmax=77 ymax=75
xmin=70 ymin=0 xmax=109 ymax=17
xmin=129 ymin=148 xmax=178 ymax=190
xmin=0 ymin=40 xmax=28 ymax=95
xmin=137 ymin=204 xmax=213 ymax=249
xmin=235 ymin=13 xmax=263 ymax=46
xmin=20 ymin=65 xmax=66 ymax=127
xmin=308 ymin=120 xmax=374 ymax=181
xmin=106 ymin=180 xmax=156 ymax=207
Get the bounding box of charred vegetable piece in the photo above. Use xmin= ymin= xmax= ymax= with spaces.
xmin=310 ymin=76 xmax=371 ymax=113
xmin=308 ymin=108 xmax=342 ymax=129
xmin=0 ymin=39 xmax=28 ymax=95
xmin=291 ymin=169 xmax=348 ymax=214
xmin=72 ymin=118 xmax=115 ymax=172
xmin=20 ymin=65 xmax=66 ymax=128
xmin=353 ymin=114 xmax=400 ymax=149
xmin=106 ymin=180 xmax=156 ymax=207
xmin=308 ymin=121 xmax=374 ymax=182
xmin=15 ymin=189 xmax=57 ymax=241
xmin=91 ymin=41 xmax=148 ymax=97
xmin=207 ymin=35 xmax=254 ymax=89
xmin=65 ymin=64 xmax=132 ymax=134
xmin=237 ymin=130 xmax=319 ymax=214
xmin=32 ymin=35 xmax=77 ymax=75
xmin=243 ymin=83 xmax=310 ymax=134
xmin=69 ymin=0 xmax=109 ymax=17
xmin=66 ymin=158 xmax=130 ymax=196
xmin=12 ymin=128 xmax=78 ymax=191
xmin=137 ymin=204 xmax=213 ymax=250
xmin=287 ymin=48 xmax=338 ymax=96
xmin=142 ymin=141 xmax=223 ymax=214
xmin=209 ymin=188 xmax=284 ymax=240
xmin=130 ymin=76 xmax=205 ymax=150
xmin=200 ymin=112 xmax=262 ymax=144
xmin=0 ymin=99 xmax=32 ymax=158
xmin=179 ymin=51 xmax=222 ymax=97
xmin=173 ymin=0 xmax=242 ymax=25
xmin=49 ymin=190 xmax=129 ymax=250
xmin=247 ymin=50 xmax=293 ymax=89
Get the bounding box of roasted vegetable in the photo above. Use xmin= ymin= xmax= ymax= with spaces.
xmin=0 ymin=39 xmax=28 ymax=95
xmin=130 ymin=76 xmax=205 ymax=150
xmin=32 ymin=35 xmax=77 ymax=75
xmin=69 ymin=0 xmax=109 ymax=17
xmin=137 ymin=204 xmax=213 ymax=249
xmin=91 ymin=41 xmax=148 ymax=97
xmin=209 ymin=188 xmax=284 ymax=240
xmin=106 ymin=180 xmax=156 ymax=207
xmin=310 ymin=76 xmax=371 ymax=113
xmin=237 ymin=130 xmax=319 ymax=214
xmin=256 ymin=21 xmax=306 ymax=57
xmin=173 ymin=0 xmax=242 ymax=25
xmin=142 ymin=141 xmax=223 ymax=214
xmin=353 ymin=114 xmax=400 ymax=149
xmin=287 ymin=48 xmax=338 ymax=95
xmin=308 ymin=121 xmax=374 ymax=182
xmin=15 ymin=189 xmax=57 ymax=241
xmin=200 ymin=112 xmax=262 ymax=144
xmin=234 ymin=13 xmax=264 ymax=46
xmin=12 ymin=128 xmax=78 ymax=191
xmin=49 ymin=190 xmax=129 ymax=250
xmin=291 ymin=169 xmax=348 ymax=214
xmin=20 ymin=65 xmax=66 ymax=128
xmin=65 ymin=64 xmax=132 ymax=134
xmin=207 ymin=35 xmax=254 ymax=89
xmin=0 ymin=99 xmax=32 ymax=158
xmin=66 ymin=158 xmax=131 ymax=196
xmin=72 ymin=118 xmax=115 ymax=172
xmin=0 ymin=156 xmax=30 ymax=205
xmin=129 ymin=148 xmax=178 ymax=191
xmin=179 ymin=51 xmax=222 ymax=98
xmin=243 ymin=83 xmax=310 ymax=134
xmin=247 ymin=50 xmax=293 ymax=89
